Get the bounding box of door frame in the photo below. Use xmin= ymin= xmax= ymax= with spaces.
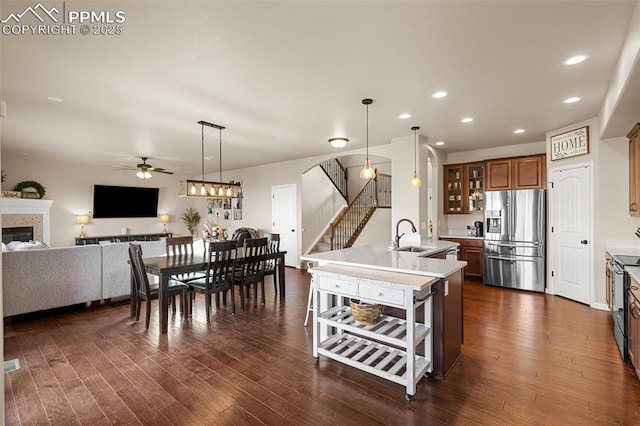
xmin=271 ymin=183 xmax=298 ymax=267
xmin=547 ymin=161 xmax=594 ymax=305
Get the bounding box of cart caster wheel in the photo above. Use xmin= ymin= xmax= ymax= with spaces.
xmin=405 ymin=393 xmax=414 ymax=401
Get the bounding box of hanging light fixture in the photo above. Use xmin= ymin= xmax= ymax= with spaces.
xmin=409 ymin=126 xmax=423 ymax=187
xmin=177 ymin=120 xmax=242 ymax=199
xmin=359 ymin=98 xmax=376 ymax=179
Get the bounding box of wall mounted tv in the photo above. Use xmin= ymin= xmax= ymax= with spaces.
xmin=92 ymin=185 xmax=159 ymax=218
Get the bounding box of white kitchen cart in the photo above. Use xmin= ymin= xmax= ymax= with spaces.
xmin=308 ymin=264 xmax=438 ymax=400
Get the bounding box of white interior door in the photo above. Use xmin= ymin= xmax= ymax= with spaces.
xmin=549 ymin=164 xmax=593 ymax=304
xmin=272 ymin=184 xmax=298 ymax=267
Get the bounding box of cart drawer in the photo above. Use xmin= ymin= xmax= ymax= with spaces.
xmin=359 ymin=283 xmax=404 ymax=306
xmin=318 ymin=276 xmax=358 ymax=297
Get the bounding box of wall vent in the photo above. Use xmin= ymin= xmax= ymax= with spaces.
xmin=4 ymin=359 xmax=20 ymax=373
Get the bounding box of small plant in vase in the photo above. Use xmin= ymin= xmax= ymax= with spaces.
xmin=180 ymin=207 xmax=201 ymax=237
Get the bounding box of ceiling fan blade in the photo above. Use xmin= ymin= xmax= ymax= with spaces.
xmin=113 ymin=167 xmax=137 ymax=171
xmin=155 ymin=170 xmax=174 ymax=175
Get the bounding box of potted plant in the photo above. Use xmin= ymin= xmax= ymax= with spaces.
xmin=180 ymin=207 xmax=201 ymax=237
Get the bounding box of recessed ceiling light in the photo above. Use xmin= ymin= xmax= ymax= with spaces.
xmin=435 ymin=141 xmax=445 ymax=146
xmin=47 ymin=96 xmax=63 ymax=102
xmin=431 ymin=91 xmax=448 ymax=99
xmin=564 ymin=55 xmax=587 ymax=65
xmin=461 ymin=117 xmax=473 ymax=123
xmin=398 ymin=113 xmax=411 ymax=119
xmin=563 ymin=97 xmax=581 ymax=104
xmin=513 ymin=129 xmax=526 ymax=134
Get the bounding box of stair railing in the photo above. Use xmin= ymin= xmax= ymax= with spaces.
xmin=318 ymin=158 xmax=349 ymax=203
xmin=329 ymin=171 xmax=391 ymax=250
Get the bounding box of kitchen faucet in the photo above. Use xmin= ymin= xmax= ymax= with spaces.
xmin=394 ymin=218 xmax=417 ymax=248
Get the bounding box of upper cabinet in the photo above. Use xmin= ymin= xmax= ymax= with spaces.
xmin=486 ymin=154 xmax=546 ymax=191
xmin=629 ymin=123 xmax=640 ymax=216
xmin=444 ymin=164 xmax=465 ymax=214
xmin=443 ymin=163 xmax=484 ymax=214
xmin=445 ymin=154 xmax=546 ymax=215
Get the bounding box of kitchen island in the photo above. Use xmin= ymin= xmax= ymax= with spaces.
xmin=302 ymin=239 xmax=466 ymax=399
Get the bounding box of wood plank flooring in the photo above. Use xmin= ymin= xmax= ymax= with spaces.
xmin=4 ymin=269 xmax=640 ymax=425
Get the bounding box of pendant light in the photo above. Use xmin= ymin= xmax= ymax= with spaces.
xmin=177 ymin=120 xmax=242 ymax=199
xmin=409 ymin=126 xmax=423 ymax=187
xmin=359 ymin=98 xmax=376 ymax=179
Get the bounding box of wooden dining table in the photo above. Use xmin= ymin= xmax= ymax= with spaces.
xmin=133 ymin=249 xmax=287 ymax=334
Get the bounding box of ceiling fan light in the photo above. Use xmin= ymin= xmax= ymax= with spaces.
xmin=136 ymin=170 xmax=151 ymax=179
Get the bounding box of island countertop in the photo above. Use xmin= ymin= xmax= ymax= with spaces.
xmin=301 ymin=239 xmax=466 ymax=278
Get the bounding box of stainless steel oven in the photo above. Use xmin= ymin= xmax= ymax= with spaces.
xmin=609 ymin=255 xmax=640 ymax=363
xmin=609 ymin=258 xmax=628 ymax=362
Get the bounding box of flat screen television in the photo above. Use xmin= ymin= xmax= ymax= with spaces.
xmin=92 ymin=185 xmax=159 ymax=218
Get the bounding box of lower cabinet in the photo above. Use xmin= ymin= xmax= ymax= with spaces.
xmin=440 ymin=238 xmax=483 ymax=279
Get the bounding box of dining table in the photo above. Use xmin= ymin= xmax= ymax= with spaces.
xmin=133 ymin=248 xmax=287 ymax=334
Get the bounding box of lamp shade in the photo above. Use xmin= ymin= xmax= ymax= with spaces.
xmin=76 ymin=214 xmax=89 ymax=225
xmin=159 ymin=214 xmax=170 ymax=224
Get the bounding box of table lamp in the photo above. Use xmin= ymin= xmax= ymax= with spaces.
xmin=159 ymin=214 xmax=170 ymax=233
xmin=76 ymin=214 xmax=90 ymax=237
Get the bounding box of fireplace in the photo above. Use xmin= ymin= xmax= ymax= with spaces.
xmin=1 ymin=198 xmax=53 ymax=246
xmin=2 ymin=226 xmax=34 ymax=244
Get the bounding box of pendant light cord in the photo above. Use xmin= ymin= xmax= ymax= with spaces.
xmin=201 ymin=123 xmax=205 ymax=181
xmin=366 ymin=102 xmax=369 ymax=160
xmin=219 ymin=127 xmax=223 ymax=182
xmin=414 ymin=128 xmax=417 ymax=171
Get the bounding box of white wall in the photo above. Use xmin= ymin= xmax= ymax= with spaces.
xmin=351 ymin=208 xmax=392 ymax=247
xmin=301 ymin=165 xmax=345 ymax=252
xmin=1 ymin=154 xmax=197 ymax=246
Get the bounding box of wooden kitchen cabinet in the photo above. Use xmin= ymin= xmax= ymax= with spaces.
xmin=443 ymin=163 xmax=484 ymax=214
xmin=440 ymin=238 xmax=483 ymax=279
xmin=628 ymin=123 xmax=640 ymax=216
xmin=486 ymin=159 xmax=511 ymax=191
xmin=444 ymin=164 xmax=465 ymax=214
xmin=486 ymin=154 xmax=546 ymax=191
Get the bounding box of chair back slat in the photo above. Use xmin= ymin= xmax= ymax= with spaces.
xmin=129 ymin=243 xmax=151 ymax=299
xmin=166 ymin=236 xmax=194 ymax=256
xmin=264 ymin=233 xmax=280 ymax=270
xmin=240 ymin=237 xmax=267 ymax=281
xmin=204 ymin=240 xmax=238 ymax=291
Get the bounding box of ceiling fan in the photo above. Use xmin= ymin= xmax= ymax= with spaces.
xmin=113 ymin=157 xmax=174 ymax=179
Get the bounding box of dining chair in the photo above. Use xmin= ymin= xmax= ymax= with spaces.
xmin=165 ymin=236 xmax=205 ymax=306
xmin=187 ymin=240 xmax=238 ymax=320
xmin=234 ymin=237 xmax=267 ymax=310
xmin=128 ymin=243 xmax=189 ymax=329
xmin=263 ymin=233 xmax=280 ymax=294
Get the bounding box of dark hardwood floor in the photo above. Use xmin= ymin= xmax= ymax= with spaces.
xmin=4 ymin=268 xmax=640 ymax=425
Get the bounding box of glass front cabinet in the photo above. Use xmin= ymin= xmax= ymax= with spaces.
xmin=466 ymin=163 xmax=484 ymax=213
xmin=443 ymin=163 xmax=485 ymax=214
xmin=444 ymin=164 xmax=464 ymax=214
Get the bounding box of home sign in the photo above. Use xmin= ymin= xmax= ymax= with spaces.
xmin=550 ymin=126 xmax=589 ymax=161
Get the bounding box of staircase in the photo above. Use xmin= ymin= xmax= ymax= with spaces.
xmin=310 ymin=172 xmax=391 ymax=253
xmin=318 ymin=158 xmax=349 ymax=203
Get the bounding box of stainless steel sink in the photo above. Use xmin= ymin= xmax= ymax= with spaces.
xmin=395 ymin=246 xmax=429 ymax=252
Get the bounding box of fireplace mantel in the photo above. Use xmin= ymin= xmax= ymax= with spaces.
xmin=1 ymin=198 xmax=54 ymax=245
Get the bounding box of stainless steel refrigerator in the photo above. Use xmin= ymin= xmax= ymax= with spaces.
xmin=483 ymin=189 xmax=546 ymax=292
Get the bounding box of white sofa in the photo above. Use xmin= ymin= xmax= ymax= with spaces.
xmin=2 ymin=239 xmax=166 ymax=317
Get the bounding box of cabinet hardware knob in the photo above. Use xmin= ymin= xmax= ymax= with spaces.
xmin=378 ymin=292 xmax=383 ymax=296
xmin=580 ymin=240 xmax=588 ymax=245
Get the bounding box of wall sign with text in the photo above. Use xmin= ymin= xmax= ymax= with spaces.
xmin=550 ymin=126 xmax=589 ymax=161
